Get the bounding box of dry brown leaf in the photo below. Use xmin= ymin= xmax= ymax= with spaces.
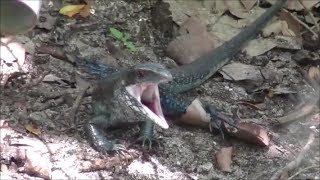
xmin=227 ymin=122 xmax=270 ymax=146
xmin=25 ymin=123 xmax=41 ymax=136
xmin=79 ymin=4 xmax=91 ymax=17
xmin=215 ymin=146 xmax=233 ymax=172
xmin=280 ymin=10 xmax=300 ymax=37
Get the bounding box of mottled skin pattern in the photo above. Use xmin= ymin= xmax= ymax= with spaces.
xmin=81 ymin=0 xmax=286 ymax=153
xmin=85 ymin=63 xmax=172 ymax=152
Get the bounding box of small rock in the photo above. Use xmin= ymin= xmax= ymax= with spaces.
xmin=29 ymin=111 xmax=47 ymax=122
xmin=166 ymin=31 xmax=220 ymax=65
xmin=198 ymin=162 xmax=213 ymax=172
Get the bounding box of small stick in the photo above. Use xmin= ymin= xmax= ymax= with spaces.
xmin=284 ymin=9 xmax=318 ymax=38
xmin=298 ymin=0 xmax=320 ymax=32
xmin=270 ymin=132 xmax=316 ymax=180
xmin=288 ymin=165 xmax=320 ymax=180
xmin=68 ymin=85 xmax=90 ymax=125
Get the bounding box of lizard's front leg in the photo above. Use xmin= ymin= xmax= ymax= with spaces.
xmin=137 ymin=120 xmax=157 ymax=149
xmin=85 ymin=114 xmax=126 ymax=153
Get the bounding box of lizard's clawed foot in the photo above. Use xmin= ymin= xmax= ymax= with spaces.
xmin=135 ymin=136 xmax=161 ymax=150
xmin=85 ymin=123 xmax=128 ymax=154
xmin=205 ymin=105 xmax=239 ymax=139
xmin=94 ymin=141 xmax=127 ymax=154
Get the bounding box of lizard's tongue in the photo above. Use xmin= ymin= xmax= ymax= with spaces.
xmin=126 ymin=84 xmax=169 ymax=129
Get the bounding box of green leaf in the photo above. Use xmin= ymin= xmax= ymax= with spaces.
xmin=124 ymin=41 xmax=136 ymax=52
xmin=123 ymin=33 xmax=131 ymax=41
xmin=110 ymin=27 xmax=123 ymax=40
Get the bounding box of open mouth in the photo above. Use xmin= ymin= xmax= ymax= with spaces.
xmin=125 ymin=83 xmax=168 ymax=129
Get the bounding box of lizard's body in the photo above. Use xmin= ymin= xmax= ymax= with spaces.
xmin=81 ymin=0 xmax=286 ymax=152
xmin=86 ymin=63 xmax=172 ymax=151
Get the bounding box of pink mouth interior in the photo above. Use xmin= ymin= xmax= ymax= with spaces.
xmin=125 ymin=84 xmax=168 ymax=129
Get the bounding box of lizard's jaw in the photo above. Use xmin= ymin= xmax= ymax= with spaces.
xmin=126 ymin=84 xmax=169 ymax=129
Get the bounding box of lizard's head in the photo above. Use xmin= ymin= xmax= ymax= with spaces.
xmin=125 ymin=63 xmax=172 ymax=129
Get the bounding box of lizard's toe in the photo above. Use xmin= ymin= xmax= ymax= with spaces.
xmin=136 ymin=136 xmax=160 ymax=150
xmin=93 ymin=141 xmax=127 ymax=154
xmin=112 ymin=143 xmax=127 ymax=152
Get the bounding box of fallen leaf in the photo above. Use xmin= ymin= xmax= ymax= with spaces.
xmin=42 ymin=74 xmax=62 ymax=82
xmin=25 ymin=124 xmax=41 ymax=136
xmin=212 ymin=0 xmax=228 ymax=15
xmin=280 ymin=9 xmax=300 ymax=37
xmin=215 ymin=146 xmax=233 ymax=172
xmin=219 ymin=62 xmax=263 ymax=81
xmin=79 ymin=4 xmax=91 ymax=17
xmin=240 ymin=0 xmax=257 ymax=10
xmin=164 ymin=0 xmax=212 ymax=25
xmin=59 ymin=4 xmax=86 ymax=17
xmin=305 ymin=14 xmax=320 ymax=25
xmin=110 ymin=27 xmax=124 ymax=40
xmin=244 ymin=38 xmax=277 ymax=56
xmin=0 ymin=37 xmax=26 ymax=66
xmin=226 ymin=122 xmax=270 ymax=146
xmin=226 ymin=1 xmax=249 ymax=19
xmin=285 ymin=0 xmax=319 ymax=11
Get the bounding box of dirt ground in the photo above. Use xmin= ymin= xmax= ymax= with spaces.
xmin=1 ymin=0 xmax=319 ymax=179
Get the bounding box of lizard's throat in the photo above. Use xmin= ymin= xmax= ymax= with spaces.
xmin=125 ymin=83 xmax=169 ymax=129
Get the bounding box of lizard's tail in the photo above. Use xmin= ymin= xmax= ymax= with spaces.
xmin=167 ymin=0 xmax=287 ymax=93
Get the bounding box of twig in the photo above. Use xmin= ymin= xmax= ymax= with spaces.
xmin=274 ymin=95 xmax=319 ymax=124
xmin=270 ymin=132 xmax=316 ymax=180
xmin=67 ymin=85 xmax=90 ymax=125
xmin=287 ymin=165 xmax=320 ymax=180
xmin=284 ymin=9 xmax=318 ymax=38
xmin=271 ymin=132 xmax=315 ymax=180
xmin=298 ymin=0 xmax=320 ymax=32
